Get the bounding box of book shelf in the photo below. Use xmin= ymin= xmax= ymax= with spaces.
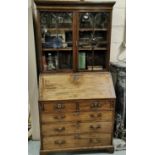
xmin=33 ymin=6 xmax=113 ymax=73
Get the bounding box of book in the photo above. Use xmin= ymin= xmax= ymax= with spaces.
xmin=87 ymin=65 xmax=103 ymax=71
xmin=93 ymin=66 xmax=103 ymax=71
xmin=78 ymin=52 xmax=86 ymax=69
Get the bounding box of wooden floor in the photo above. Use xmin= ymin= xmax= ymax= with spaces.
xmin=28 ymin=141 xmax=126 ymax=155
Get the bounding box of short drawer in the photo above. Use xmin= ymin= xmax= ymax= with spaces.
xmin=42 ymin=133 xmax=111 ymax=150
xmin=79 ymin=100 xmax=114 ymax=112
xmin=41 ymin=111 xmax=113 ymax=123
xmin=40 ymin=101 xmax=76 ymax=113
xmin=42 ymin=121 xmax=113 ymax=136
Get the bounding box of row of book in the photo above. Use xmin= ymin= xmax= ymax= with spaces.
xmin=78 ymin=52 xmax=103 ymax=71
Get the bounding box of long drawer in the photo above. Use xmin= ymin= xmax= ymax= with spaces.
xmin=42 ymin=121 xmax=113 ymax=136
xmin=43 ymin=133 xmax=111 ymax=150
xmin=40 ymin=99 xmax=114 ymax=113
xmin=41 ymin=111 xmax=113 ymax=123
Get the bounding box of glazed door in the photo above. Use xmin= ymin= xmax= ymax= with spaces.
xmin=39 ymin=11 xmax=75 ymax=72
xmin=35 ymin=10 xmax=112 ymax=73
xmin=77 ymin=11 xmax=111 ymax=72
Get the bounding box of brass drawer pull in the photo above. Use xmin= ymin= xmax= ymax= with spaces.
xmin=90 ymin=101 xmax=102 ymax=109
xmin=90 ymin=113 xmax=102 ymax=118
xmin=90 ymin=124 xmax=101 ymax=130
xmin=55 ymin=103 xmax=65 ymax=110
xmin=54 ymin=127 xmax=65 ymax=132
xmin=89 ymin=138 xmax=101 ymax=144
xmin=54 ymin=140 xmax=66 ymax=145
xmin=54 ymin=115 xmax=66 ymax=120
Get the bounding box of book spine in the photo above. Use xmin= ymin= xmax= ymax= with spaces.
xmin=78 ymin=52 xmax=86 ymax=69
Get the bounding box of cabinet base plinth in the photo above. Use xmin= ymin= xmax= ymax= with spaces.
xmin=40 ymin=145 xmax=114 ymax=155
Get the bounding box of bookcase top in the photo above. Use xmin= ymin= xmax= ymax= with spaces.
xmin=34 ymin=0 xmax=116 ymax=6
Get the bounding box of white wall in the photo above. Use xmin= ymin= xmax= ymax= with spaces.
xmin=28 ymin=0 xmax=126 ymax=140
xmin=111 ymin=0 xmax=126 ymax=62
xmin=28 ymin=0 xmax=40 ymax=140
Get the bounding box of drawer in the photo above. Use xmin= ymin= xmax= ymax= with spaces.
xmin=43 ymin=133 xmax=111 ymax=150
xmin=42 ymin=122 xmax=113 ymax=136
xmin=41 ymin=111 xmax=113 ymax=123
xmin=40 ymin=100 xmax=114 ymax=114
xmin=79 ymin=100 xmax=114 ymax=112
xmin=40 ymin=101 xmax=76 ymax=113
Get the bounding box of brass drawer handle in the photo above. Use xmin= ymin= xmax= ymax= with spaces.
xmin=90 ymin=124 xmax=101 ymax=130
xmin=54 ymin=140 xmax=66 ymax=145
xmin=90 ymin=101 xmax=102 ymax=109
xmin=54 ymin=115 xmax=66 ymax=120
xmin=55 ymin=103 xmax=65 ymax=110
xmin=90 ymin=113 xmax=102 ymax=118
xmin=89 ymin=138 xmax=101 ymax=144
xmin=54 ymin=127 xmax=65 ymax=132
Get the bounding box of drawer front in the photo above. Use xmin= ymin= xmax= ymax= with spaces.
xmin=41 ymin=111 xmax=113 ymax=123
xmin=40 ymin=100 xmax=114 ymax=113
xmin=43 ymin=133 xmax=111 ymax=150
xmin=40 ymin=101 xmax=76 ymax=113
xmin=42 ymin=122 xmax=113 ymax=136
xmin=79 ymin=100 xmax=114 ymax=112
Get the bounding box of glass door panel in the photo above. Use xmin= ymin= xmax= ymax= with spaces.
xmin=40 ymin=12 xmax=73 ymax=72
xmin=78 ymin=12 xmax=110 ymax=71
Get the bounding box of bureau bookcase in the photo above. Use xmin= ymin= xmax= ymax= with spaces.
xmin=33 ymin=0 xmax=116 ymax=154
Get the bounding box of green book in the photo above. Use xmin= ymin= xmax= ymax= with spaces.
xmin=78 ymin=52 xmax=86 ymax=69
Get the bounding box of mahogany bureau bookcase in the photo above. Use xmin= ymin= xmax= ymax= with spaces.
xmin=33 ymin=0 xmax=116 ymax=154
